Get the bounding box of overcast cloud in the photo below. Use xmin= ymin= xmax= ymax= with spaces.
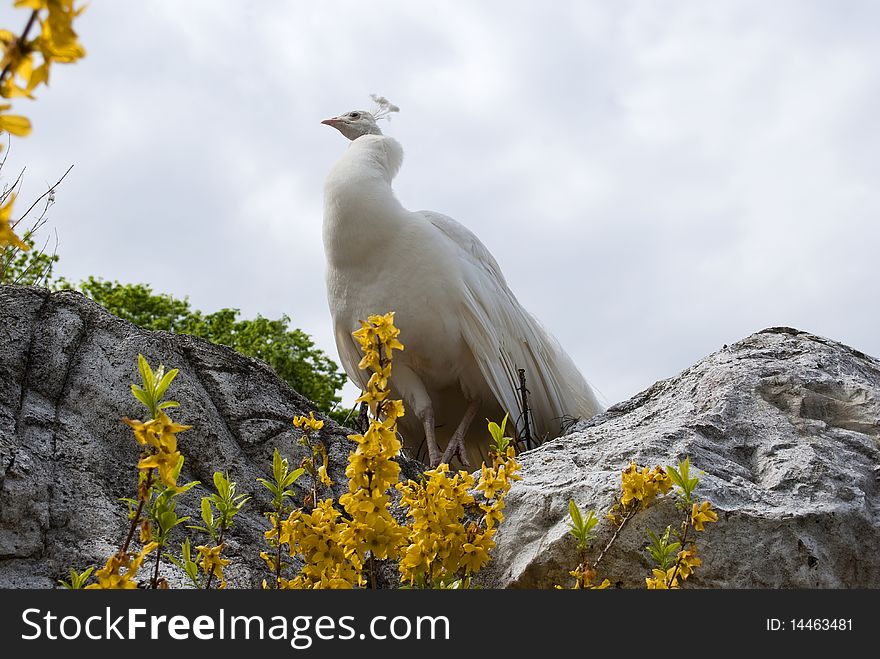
xmin=3 ymin=0 xmax=878 ymax=407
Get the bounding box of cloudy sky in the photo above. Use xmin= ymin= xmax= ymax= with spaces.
xmin=3 ymin=0 xmax=878 ymax=408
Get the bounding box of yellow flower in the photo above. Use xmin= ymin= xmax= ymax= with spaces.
xmin=317 ymin=462 xmax=332 ymax=487
xmin=620 ymin=463 xmax=670 ymax=508
xmin=479 ymin=500 xmax=505 ymax=530
xmin=122 ymin=417 xmax=156 ymax=446
xmin=677 ymin=547 xmax=702 ymax=580
xmin=259 ymin=551 xmax=277 ymax=572
xmin=124 ymin=411 xmax=190 ymax=451
xmin=569 ymin=563 xmax=597 ymax=589
xmin=691 ymin=501 xmax=718 ymax=531
xmin=620 ymin=462 xmax=644 ymax=506
xmin=34 ymin=0 xmax=87 ymax=64
xmin=0 ymin=111 xmax=32 ymax=138
xmin=366 ymin=312 xmax=405 ymax=352
xmin=0 ymin=193 xmax=28 ymax=250
xmin=132 ymin=411 xmax=190 ymax=488
xmin=380 ymin=398 xmax=405 ymax=426
xmin=651 ymin=466 xmax=673 ymax=494
xmin=293 ymin=411 xmax=324 ymax=432
xmin=85 ymin=542 xmax=158 ymax=590
xmin=460 ymin=538 xmax=491 ymax=574
xmin=196 ymin=544 xmax=230 ymax=588
xmin=138 ymin=447 xmax=182 ymax=489
xmin=476 ymin=462 xmax=508 ymax=500
xmin=645 ymin=567 xmax=679 ymax=590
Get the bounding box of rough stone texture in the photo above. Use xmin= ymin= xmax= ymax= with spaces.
xmin=3 ymin=284 xmax=880 ymax=589
xmin=0 ymin=285 xmax=422 ymax=588
xmin=478 ymin=327 xmax=880 ymax=588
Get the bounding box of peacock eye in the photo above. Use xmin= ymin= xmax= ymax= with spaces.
xmin=349 ymin=112 xmax=360 ymax=119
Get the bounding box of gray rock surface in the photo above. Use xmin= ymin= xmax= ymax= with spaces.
xmin=0 ymin=285 xmax=421 ymax=588
xmin=3 ymin=284 xmax=879 ymax=588
xmin=478 ymin=327 xmax=880 ymax=588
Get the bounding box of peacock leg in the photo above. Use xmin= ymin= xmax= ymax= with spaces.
xmin=422 ymin=407 xmax=442 ymax=467
xmin=439 ymin=399 xmax=481 ymax=467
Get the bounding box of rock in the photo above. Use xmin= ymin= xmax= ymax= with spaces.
xmin=478 ymin=327 xmax=880 ymax=588
xmin=0 ymin=285 xmax=421 ymax=588
xmin=4 ymin=284 xmax=879 ymax=589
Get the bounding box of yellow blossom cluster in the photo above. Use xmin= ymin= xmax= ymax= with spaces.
xmin=646 ymin=547 xmax=703 ymax=589
xmin=269 ymin=313 xmax=409 ymax=588
xmin=397 ymin=465 xmax=478 ymax=584
xmin=692 ymin=500 xmax=718 ymax=531
xmin=567 ymin=563 xmax=611 ymax=590
xmin=397 ymin=445 xmax=521 ymax=586
xmin=293 ymin=411 xmax=324 ymax=433
xmin=261 ymin=312 xmax=516 ymax=588
xmin=267 ymin=500 xmax=362 ymax=589
xmin=644 ymin=500 xmax=716 ymax=587
xmin=352 ymin=312 xmax=403 ymax=415
xmin=1 ymin=0 xmax=85 ymax=130
xmin=0 ymin=0 xmax=86 ymax=251
xmin=294 ymin=412 xmax=332 ymax=494
xmin=123 ymin=411 xmax=190 ymax=489
xmin=196 ymin=544 xmax=230 ymax=589
xmin=85 ymin=542 xmax=158 ymax=590
xmin=620 ymin=462 xmax=673 ymax=508
xmin=337 ymin=313 xmax=409 ymax=572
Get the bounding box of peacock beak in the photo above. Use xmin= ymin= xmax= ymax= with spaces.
xmin=321 ymin=118 xmax=342 ymax=127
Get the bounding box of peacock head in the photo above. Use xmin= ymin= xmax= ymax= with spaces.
xmin=322 ymin=95 xmax=399 ymax=141
xmin=321 ymin=110 xmax=382 ymax=140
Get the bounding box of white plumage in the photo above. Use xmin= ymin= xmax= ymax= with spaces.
xmin=321 ymin=104 xmax=603 ymax=467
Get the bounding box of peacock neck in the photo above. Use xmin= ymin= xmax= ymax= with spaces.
xmin=322 ymin=135 xmax=408 ymax=266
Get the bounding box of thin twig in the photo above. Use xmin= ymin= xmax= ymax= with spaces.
xmin=666 ymin=516 xmax=692 ymax=585
xmin=592 ymin=507 xmax=636 ymax=570
xmin=1 ymin=166 xmax=25 ymax=207
xmin=0 ymin=135 xmax=11 ymax=173
xmin=14 ymin=164 xmax=73 ymax=226
xmin=27 ymin=227 xmax=58 ymax=287
xmin=150 ymin=543 xmax=162 ymax=588
xmin=339 ymin=401 xmax=359 ymax=426
xmin=121 ymin=470 xmax=153 ymax=554
xmin=273 ymin=510 xmax=283 ymax=588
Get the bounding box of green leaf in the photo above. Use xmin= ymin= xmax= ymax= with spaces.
xmin=272 ymin=448 xmax=286 ymax=483
xmin=131 ymin=385 xmax=151 ymax=408
xmin=213 ymin=471 xmax=227 ymax=496
xmin=283 ymin=467 xmax=305 ymax=488
xmin=487 ymin=421 xmax=501 ymax=444
xmin=584 ymin=511 xmax=598 ymax=534
xmin=58 ymin=566 xmax=95 ymax=589
xmin=568 ymin=499 xmax=584 ymax=529
xmin=174 ymin=479 xmax=200 ymax=495
xmin=201 ymin=498 xmax=214 ymax=528
xmin=138 ymin=354 xmax=154 ymax=390
xmin=666 ymin=464 xmax=684 ymax=490
xmin=157 ymin=400 xmax=180 ymax=410
xmin=168 ymin=539 xmax=202 ymax=589
xmin=155 ymin=368 xmax=179 ymax=399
